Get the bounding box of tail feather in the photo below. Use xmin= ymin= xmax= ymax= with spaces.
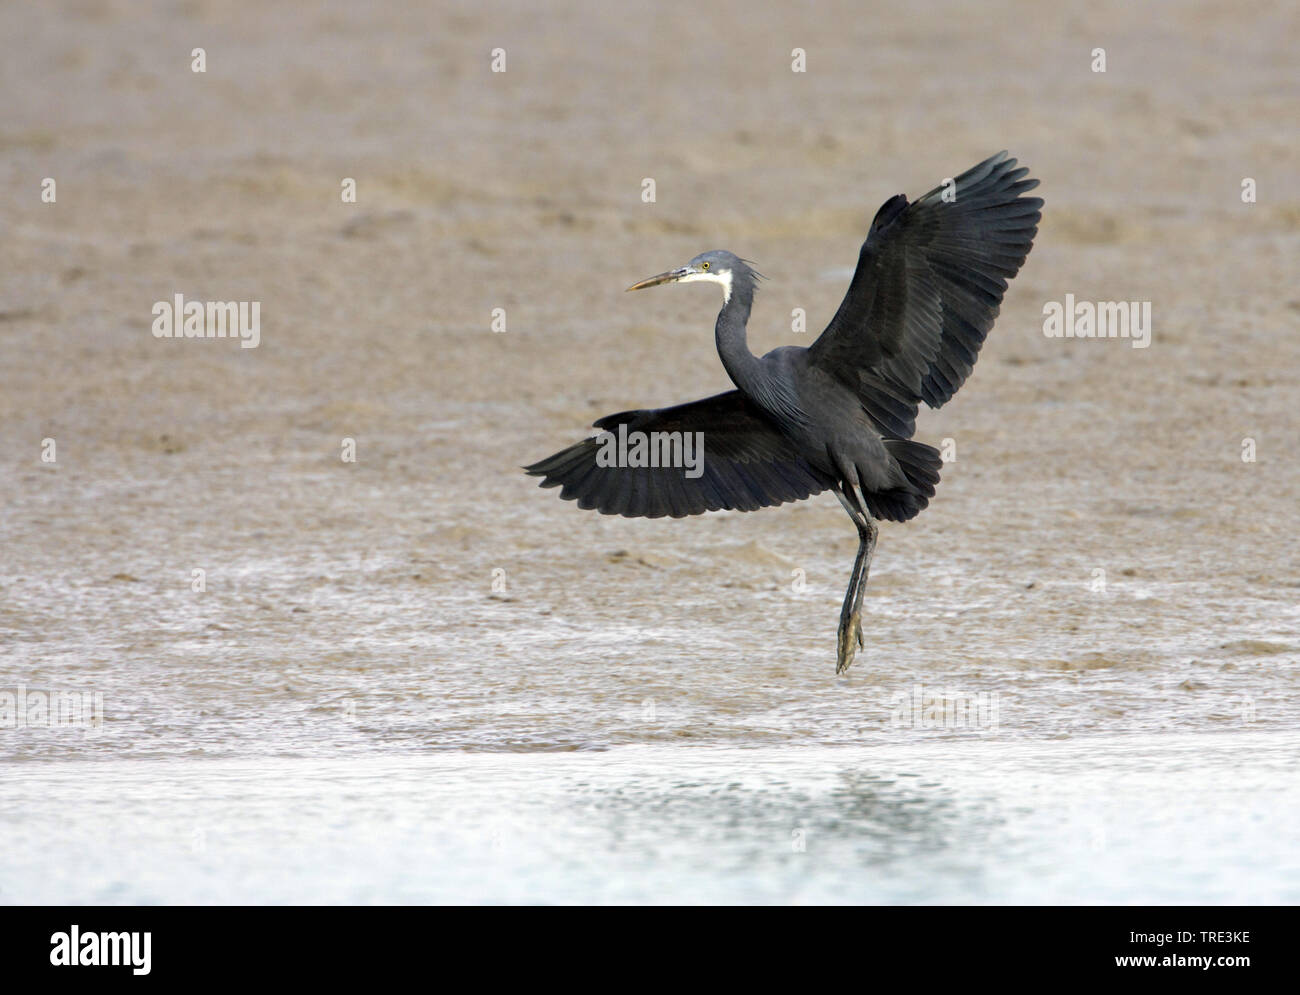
xmin=864 ymin=438 xmax=943 ymax=522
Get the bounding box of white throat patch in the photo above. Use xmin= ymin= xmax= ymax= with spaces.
xmin=678 ymin=269 xmax=734 ymax=303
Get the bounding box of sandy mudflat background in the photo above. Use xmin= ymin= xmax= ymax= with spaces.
xmin=0 ymin=1 xmax=1298 ymax=902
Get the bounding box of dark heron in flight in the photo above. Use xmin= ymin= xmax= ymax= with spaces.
xmin=526 ymin=152 xmax=1042 ymax=673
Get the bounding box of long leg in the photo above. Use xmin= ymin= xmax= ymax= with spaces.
xmin=835 ymin=486 xmax=879 ymax=674
xmin=851 ymin=517 xmax=878 ymax=619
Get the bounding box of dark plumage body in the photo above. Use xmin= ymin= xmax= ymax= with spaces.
xmin=526 ymin=152 xmax=1043 ymax=672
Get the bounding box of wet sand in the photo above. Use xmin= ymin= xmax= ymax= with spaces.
xmin=1 ymin=1 xmax=1298 ymax=902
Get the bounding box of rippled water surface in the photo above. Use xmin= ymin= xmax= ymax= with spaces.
xmin=3 ymin=734 xmax=1298 ymax=904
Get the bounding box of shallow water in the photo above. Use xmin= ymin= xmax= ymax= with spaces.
xmin=3 ymin=733 xmax=1297 ymax=904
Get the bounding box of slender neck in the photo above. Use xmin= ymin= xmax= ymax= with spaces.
xmin=714 ymin=277 xmax=762 ymax=394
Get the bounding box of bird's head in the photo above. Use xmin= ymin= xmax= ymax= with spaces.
xmin=626 ymin=250 xmax=760 ymax=304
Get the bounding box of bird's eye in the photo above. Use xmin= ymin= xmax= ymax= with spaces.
xmin=701 ymin=261 xmax=710 ymax=271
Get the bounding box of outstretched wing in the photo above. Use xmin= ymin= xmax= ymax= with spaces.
xmin=808 ymin=151 xmax=1042 ymax=439
xmin=524 ymin=390 xmax=833 ymax=519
